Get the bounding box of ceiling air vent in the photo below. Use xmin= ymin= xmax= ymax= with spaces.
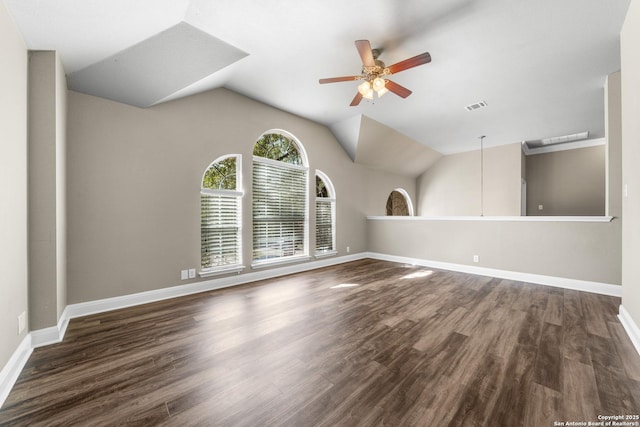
xmin=465 ymin=100 xmax=488 ymax=111
xmin=540 ymin=131 xmax=589 ymax=145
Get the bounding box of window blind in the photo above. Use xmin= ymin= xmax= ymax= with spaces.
xmin=315 ymin=198 xmax=334 ymax=253
xmin=201 ymin=191 xmax=241 ymax=269
xmin=252 ymin=158 xmax=307 ymax=262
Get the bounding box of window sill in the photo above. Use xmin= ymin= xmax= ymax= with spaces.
xmin=199 ymin=265 xmax=245 ymax=278
xmin=251 ymin=255 xmax=311 ymax=270
xmin=315 ymin=250 xmax=338 ymax=259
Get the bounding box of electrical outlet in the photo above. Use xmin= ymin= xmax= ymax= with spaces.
xmin=473 ymin=255 xmax=479 ymax=263
xmin=180 ymin=270 xmax=188 ymax=280
xmin=188 ymin=268 xmax=196 ymax=279
xmin=18 ymin=311 xmax=26 ymax=334
xmin=538 ymin=204 xmax=544 ymax=211
xmin=346 ymin=246 xmax=350 ymax=253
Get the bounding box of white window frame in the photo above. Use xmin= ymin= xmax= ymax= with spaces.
xmin=251 ymin=131 xmax=310 ymax=268
xmin=315 ymin=170 xmax=337 ymax=257
xmin=199 ymin=154 xmax=244 ymax=277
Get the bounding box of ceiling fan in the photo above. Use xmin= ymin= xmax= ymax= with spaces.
xmin=319 ymin=40 xmax=431 ymax=106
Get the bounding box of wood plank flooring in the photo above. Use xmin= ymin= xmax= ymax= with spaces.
xmin=1 ymin=259 xmax=639 ymax=426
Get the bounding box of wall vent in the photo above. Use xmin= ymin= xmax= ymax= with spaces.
xmin=465 ymin=100 xmax=488 ymax=111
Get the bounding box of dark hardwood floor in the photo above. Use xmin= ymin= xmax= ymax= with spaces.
xmin=1 ymin=259 xmax=639 ymax=426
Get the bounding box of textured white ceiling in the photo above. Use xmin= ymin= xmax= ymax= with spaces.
xmin=5 ymin=0 xmax=630 ymax=156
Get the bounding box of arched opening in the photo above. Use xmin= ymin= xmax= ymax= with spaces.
xmin=386 ymin=189 xmax=414 ymax=216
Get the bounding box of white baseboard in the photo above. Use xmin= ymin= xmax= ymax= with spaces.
xmin=64 ymin=252 xmax=367 ymax=321
xmin=30 ymin=306 xmax=71 ymax=348
xmin=619 ymin=305 xmax=640 ymax=356
xmin=0 ymin=335 xmax=32 ymax=409
xmin=365 ymin=252 xmax=622 ymax=297
xmin=31 ymin=252 xmax=368 ymax=349
xmin=31 ymin=253 xmax=366 ymax=348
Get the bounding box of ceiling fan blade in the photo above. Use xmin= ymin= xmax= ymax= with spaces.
xmin=319 ymin=76 xmax=360 ymax=84
xmin=350 ymin=92 xmax=364 ymax=106
xmin=387 ymin=52 xmax=431 ymax=74
xmin=385 ymin=80 xmax=412 ymax=98
xmin=355 ymin=40 xmax=376 ymax=67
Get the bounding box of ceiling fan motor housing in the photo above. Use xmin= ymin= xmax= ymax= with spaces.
xmin=362 ymin=59 xmax=389 ymax=81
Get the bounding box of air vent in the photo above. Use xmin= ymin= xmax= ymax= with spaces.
xmin=465 ymin=101 xmax=488 ymax=111
xmin=540 ymin=131 xmax=589 ymax=145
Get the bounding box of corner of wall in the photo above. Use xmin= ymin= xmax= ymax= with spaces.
xmin=621 ymin=0 xmax=640 ymax=340
xmin=619 ymin=305 xmax=640 ymax=355
xmin=28 ymin=50 xmax=68 ymax=330
xmin=0 ymin=0 xmax=30 ymax=397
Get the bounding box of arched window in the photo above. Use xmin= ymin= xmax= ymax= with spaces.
xmin=315 ymin=171 xmax=336 ymax=256
xmin=200 ymin=155 xmax=243 ymax=274
xmin=252 ymin=131 xmax=308 ymax=265
xmin=386 ymin=189 xmax=414 ymax=216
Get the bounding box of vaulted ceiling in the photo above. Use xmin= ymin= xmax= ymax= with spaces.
xmin=5 ymin=0 xmax=630 ymax=172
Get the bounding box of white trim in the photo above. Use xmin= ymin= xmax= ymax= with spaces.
xmin=30 ymin=306 xmax=71 ymax=348
xmin=315 ymin=183 xmax=336 ymax=254
xmin=315 ymin=169 xmax=337 ymax=255
xmin=200 ymin=188 xmax=244 ymax=197
xmin=252 ymin=155 xmax=308 ymax=171
xmin=251 ymin=255 xmax=311 ymax=269
xmin=391 ymin=188 xmax=415 ymax=216
xmin=315 ymin=170 xmax=336 ymax=198
xmin=618 ymin=305 xmax=640 ymax=356
xmin=0 ymin=335 xmax=32 ymax=409
xmin=365 ymin=252 xmax=622 ymax=297
xmin=199 ymin=264 xmax=245 ymax=278
xmin=367 ymin=215 xmax=614 ymax=223
xmin=521 ymin=137 xmax=606 ymax=156
xmin=315 ymin=250 xmax=338 ymax=258
xmin=63 ymin=253 xmax=366 ymax=322
xmin=200 ymin=154 xmax=242 ymax=189
xmin=256 ymin=129 xmax=309 ymax=168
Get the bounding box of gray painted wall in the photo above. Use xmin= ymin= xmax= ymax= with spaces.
xmin=28 ymin=51 xmax=67 ymax=330
xmin=66 ymin=88 xmax=415 ymax=304
xmin=416 ymin=143 xmax=522 ymax=216
xmin=367 ymin=218 xmax=621 ymax=286
xmin=526 ymin=146 xmax=606 ymax=216
xmin=0 ymin=1 xmax=29 ymax=370
xmin=621 ymin=1 xmax=640 ymax=333
xmin=56 ymin=53 xmax=67 ymax=320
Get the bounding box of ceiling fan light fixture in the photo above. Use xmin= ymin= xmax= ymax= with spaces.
xmin=363 ymin=88 xmax=374 ymax=100
xmin=376 ymin=86 xmax=388 ymax=98
xmin=358 ymin=81 xmax=371 ymax=96
xmin=372 ymin=77 xmax=385 ymax=91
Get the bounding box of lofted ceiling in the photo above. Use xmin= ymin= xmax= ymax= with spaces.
xmin=4 ymin=0 xmax=630 ymax=167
